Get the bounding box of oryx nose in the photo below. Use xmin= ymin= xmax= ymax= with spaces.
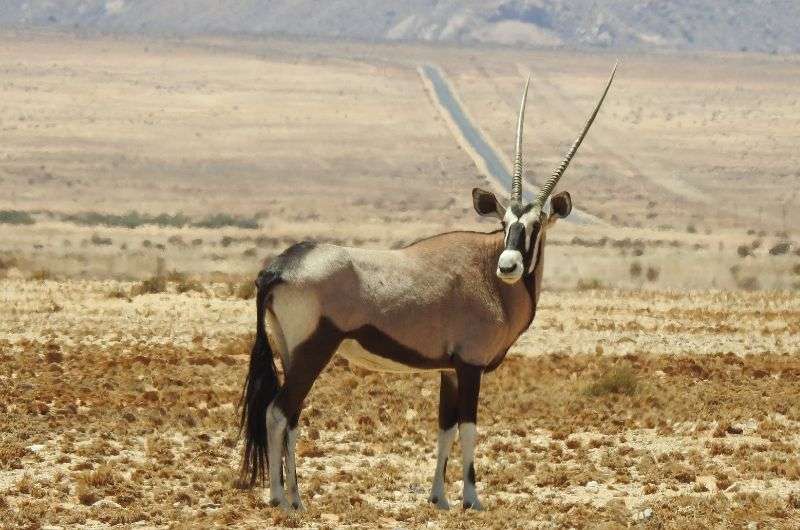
xmin=499 ymin=263 xmax=518 ymax=274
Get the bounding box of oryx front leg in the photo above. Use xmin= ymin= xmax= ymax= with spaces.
xmin=456 ymin=361 xmax=483 ymax=511
xmin=429 ymin=372 xmax=458 ymax=510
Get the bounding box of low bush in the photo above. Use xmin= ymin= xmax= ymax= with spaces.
xmin=131 ymin=276 xmax=166 ymax=296
xmin=192 ymin=213 xmax=259 ymax=230
xmin=576 ymin=278 xmax=604 ymax=291
xmin=584 ymin=364 xmax=638 ymax=397
xmin=0 ymin=210 xmax=34 ymax=225
xmin=63 ymin=211 xmax=189 ymax=229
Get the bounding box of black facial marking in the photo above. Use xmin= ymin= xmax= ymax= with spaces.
xmin=505 ymin=222 xmax=525 ymax=252
xmin=520 ymin=221 xmax=541 ymax=272
xmin=468 ymin=464 xmax=476 ymax=485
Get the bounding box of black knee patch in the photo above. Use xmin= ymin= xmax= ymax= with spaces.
xmin=289 ymin=411 xmax=300 ymax=429
xmin=468 ymin=464 xmax=476 ymax=485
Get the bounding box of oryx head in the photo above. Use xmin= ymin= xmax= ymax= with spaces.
xmin=472 ymin=63 xmax=618 ymax=284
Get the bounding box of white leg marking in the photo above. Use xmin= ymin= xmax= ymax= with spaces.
xmin=459 ymin=422 xmax=483 ymax=510
xmin=429 ymin=425 xmax=457 ymax=509
xmin=284 ymin=425 xmax=304 ymax=510
xmin=266 ymin=402 xmax=289 ymax=509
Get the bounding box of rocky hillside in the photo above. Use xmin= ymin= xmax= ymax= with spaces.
xmin=1 ymin=0 xmax=799 ymax=53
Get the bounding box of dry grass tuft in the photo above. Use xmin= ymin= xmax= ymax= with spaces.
xmin=0 ymin=443 xmax=30 ymax=470
xmin=175 ymin=277 xmax=205 ymax=294
xmin=131 ymin=275 xmax=167 ymax=296
xmin=584 ymin=363 xmax=638 ymax=397
xmin=234 ymin=280 xmax=256 ymax=300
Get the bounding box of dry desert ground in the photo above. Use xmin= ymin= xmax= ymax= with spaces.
xmin=1 ymin=31 xmax=800 ymax=528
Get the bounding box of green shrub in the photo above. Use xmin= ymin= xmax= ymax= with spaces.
xmin=63 ymin=211 xmax=189 ymax=229
xmin=192 ymin=214 xmax=259 ymax=230
xmin=0 ymin=210 xmax=34 ymax=225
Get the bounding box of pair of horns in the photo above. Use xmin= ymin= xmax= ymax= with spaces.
xmin=510 ymin=62 xmax=618 ymax=208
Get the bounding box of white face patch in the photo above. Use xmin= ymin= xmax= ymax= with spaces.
xmin=496 ymin=250 xmax=523 ymax=283
xmin=498 ymin=206 xmax=545 ymax=282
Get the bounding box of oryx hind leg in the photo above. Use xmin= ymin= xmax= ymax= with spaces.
xmin=429 ymin=371 xmax=458 ymax=510
xmin=269 ymin=316 xmax=342 ymax=510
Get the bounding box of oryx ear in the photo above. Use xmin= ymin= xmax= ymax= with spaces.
xmin=472 ymin=188 xmax=505 ymax=219
xmin=549 ymin=191 xmax=572 ymax=219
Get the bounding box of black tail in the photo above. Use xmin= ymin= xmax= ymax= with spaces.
xmin=239 ymin=270 xmax=281 ymax=488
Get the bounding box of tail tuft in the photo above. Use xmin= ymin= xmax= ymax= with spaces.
xmin=238 ymin=271 xmax=281 ymax=488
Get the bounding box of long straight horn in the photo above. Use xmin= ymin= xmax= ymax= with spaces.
xmin=510 ymin=75 xmax=531 ymax=204
xmin=534 ymin=61 xmax=618 ymax=209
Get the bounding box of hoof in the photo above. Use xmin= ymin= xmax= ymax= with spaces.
xmin=462 ymin=499 xmax=484 ymax=511
xmin=428 ymin=495 xmax=450 ymax=510
xmin=269 ymin=497 xmax=291 ymax=511
xmin=291 ymin=500 xmax=305 ymax=511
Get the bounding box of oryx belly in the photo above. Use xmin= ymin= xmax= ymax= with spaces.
xmin=336 ymin=339 xmax=435 ymax=373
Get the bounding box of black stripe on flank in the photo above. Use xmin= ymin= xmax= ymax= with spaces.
xmin=344 ymin=325 xmax=453 ymax=371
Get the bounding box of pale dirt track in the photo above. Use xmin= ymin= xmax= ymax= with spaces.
xmin=2 ymin=279 xmax=800 ymax=528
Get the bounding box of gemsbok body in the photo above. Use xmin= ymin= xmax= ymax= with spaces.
xmin=239 ymin=64 xmax=618 ymax=511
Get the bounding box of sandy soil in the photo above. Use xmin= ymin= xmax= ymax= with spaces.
xmin=1 ymin=279 xmax=800 ymax=528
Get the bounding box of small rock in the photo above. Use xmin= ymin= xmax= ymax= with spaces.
xmin=28 ymin=444 xmax=46 ymax=453
xmin=725 ymin=424 xmax=743 ymax=435
xmin=586 ymin=480 xmax=600 ymax=492
xmin=199 ymin=498 xmax=219 ymax=510
xmin=747 ymin=523 xmax=758 ymax=530
xmin=633 ymin=507 xmax=653 ymax=521
xmin=92 ymin=498 xmax=122 ymax=509
xmin=696 ymin=475 xmax=718 ymax=493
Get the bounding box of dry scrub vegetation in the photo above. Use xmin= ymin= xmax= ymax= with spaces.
xmin=1 ymin=280 xmax=800 ymax=528
xmin=1 ymin=31 xmax=800 ymax=528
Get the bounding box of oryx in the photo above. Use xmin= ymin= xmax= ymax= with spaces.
xmin=239 ymin=63 xmax=617 ymax=511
